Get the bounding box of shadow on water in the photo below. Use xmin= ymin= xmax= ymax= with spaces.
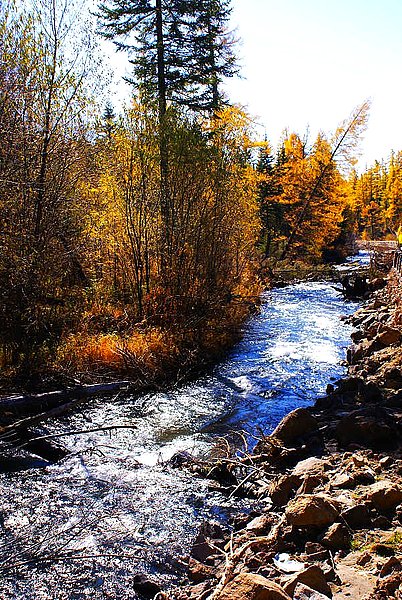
xmin=0 ymin=255 xmax=368 ymax=598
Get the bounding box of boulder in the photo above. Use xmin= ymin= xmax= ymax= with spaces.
xmin=383 ymin=367 xmax=402 ymax=390
xmin=297 ymin=475 xmax=323 ymax=495
xmin=188 ymin=558 xmax=216 ymax=583
xmin=282 ymin=565 xmax=332 ymax=597
xmin=369 ymin=277 xmax=387 ymax=292
xmin=364 ymin=480 xmax=402 ymax=512
xmin=330 ymin=472 xmax=356 ymax=489
xmin=335 ymin=376 xmax=364 ymax=394
xmin=321 ymin=522 xmax=350 ymax=550
xmin=380 ymin=556 xmax=402 ymax=578
xmin=335 ymin=409 xmax=397 ymax=450
xmin=246 ymin=513 xmax=273 ymax=534
xmin=359 ymin=381 xmax=383 ymax=403
xmin=377 ymin=326 xmax=401 ymax=347
xmin=269 ymin=475 xmax=299 ymax=506
xmin=217 ymin=573 xmax=291 ymax=600
xmin=293 ymin=583 xmax=331 ymax=599
xmin=340 ymin=504 xmax=371 ymax=529
xmin=191 ymin=522 xmax=225 ymax=562
xmin=270 ymin=409 xmax=319 ymax=446
xmin=347 ymin=339 xmax=379 ymax=364
xmin=292 ymin=457 xmax=328 ymax=479
xmin=285 ymin=495 xmax=338 ymax=529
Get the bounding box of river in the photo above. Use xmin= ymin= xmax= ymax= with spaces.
xmin=0 ymin=263 xmax=364 ymax=599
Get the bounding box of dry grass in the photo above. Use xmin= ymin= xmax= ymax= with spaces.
xmin=54 ymin=287 xmax=261 ymax=387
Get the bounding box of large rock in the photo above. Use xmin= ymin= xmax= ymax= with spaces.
xmin=364 ymin=480 xmax=402 ymax=512
xmin=321 ymin=522 xmax=350 ymax=550
xmin=188 ymin=558 xmax=215 ymax=583
xmin=293 ymin=582 xmax=331 ymax=599
xmin=335 ymin=409 xmax=397 ymax=449
xmin=347 ymin=339 xmax=379 ymax=364
xmin=217 ymin=573 xmax=291 ymax=600
xmin=377 ymin=326 xmax=401 ymax=347
xmin=271 ymin=409 xmax=319 ymax=446
xmin=340 ymin=504 xmax=371 ymax=529
xmin=282 ymin=565 xmax=332 ymax=597
xmin=285 ymin=495 xmax=338 ymax=529
xmin=269 ymin=475 xmax=299 ymax=506
xmin=292 ymin=457 xmax=328 ymax=478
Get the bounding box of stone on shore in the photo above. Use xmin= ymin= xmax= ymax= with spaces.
xmin=285 ymin=495 xmax=338 ymax=528
xmin=281 ymin=565 xmax=332 ymax=597
xmin=321 ymin=522 xmax=351 ymax=550
xmin=293 ymin=582 xmax=331 ymax=599
xmin=270 ymin=408 xmax=319 ymax=445
xmin=217 ymin=573 xmax=291 ymax=600
xmin=335 ymin=409 xmax=397 ymax=449
xmin=364 ymin=480 xmax=402 ymax=512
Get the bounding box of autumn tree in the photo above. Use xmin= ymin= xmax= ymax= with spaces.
xmin=0 ymin=0 xmax=100 ymax=366
xmin=80 ymin=104 xmax=259 ymax=323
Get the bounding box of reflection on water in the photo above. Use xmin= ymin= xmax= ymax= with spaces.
xmin=0 ymin=278 xmax=360 ymax=598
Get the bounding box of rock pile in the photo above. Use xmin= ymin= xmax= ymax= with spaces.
xmin=166 ymin=270 xmax=402 ymax=600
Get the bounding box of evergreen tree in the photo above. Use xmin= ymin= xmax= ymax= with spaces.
xmin=256 ymin=145 xmax=286 ymax=257
xmin=102 ymin=100 xmax=116 ymax=142
xmin=97 ymin=0 xmax=237 ymax=114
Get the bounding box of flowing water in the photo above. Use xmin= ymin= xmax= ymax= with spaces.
xmin=0 ymin=264 xmax=364 ymax=599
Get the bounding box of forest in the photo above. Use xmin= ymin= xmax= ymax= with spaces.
xmin=0 ymin=0 xmax=401 ymax=391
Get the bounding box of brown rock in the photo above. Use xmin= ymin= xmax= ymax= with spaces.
xmin=359 ymin=381 xmax=383 ymax=402
xmin=340 ymin=504 xmax=371 ymax=529
xmin=373 ymin=571 xmax=402 ymax=597
xmin=380 ymin=556 xmax=402 ymax=578
xmin=377 ymin=326 xmax=401 ymax=346
xmin=271 ymin=409 xmax=318 ymax=446
xmin=348 ymin=339 xmax=378 ymax=364
xmin=365 ymin=480 xmax=402 ymax=512
xmin=246 ymin=513 xmax=273 ymax=534
xmin=293 ymin=583 xmax=331 ymax=599
xmin=282 ymin=565 xmax=332 ymax=597
xmin=191 ymin=522 xmax=224 ymax=562
xmin=292 ymin=457 xmax=327 ymax=478
xmin=297 ymin=475 xmax=323 ymax=495
xmin=217 ymin=573 xmax=291 ymax=600
xmin=330 ymin=472 xmax=356 ymax=489
xmin=372 ymin=515 xmax=392 ymax=529
xmin=321 ymin=523 xmax=350 ymax=550
xmin=369 ymin=277 xmax=387 ymax=292
xmin=335 ymin=409 xmax=397 ymax=450
xmin=285 ymin=495 xmax=338 ymax=529
xmin=269 ymin=475 xmax=299 ymax=506
xmin=380 ymin=456 xmax=394 ymax=469
xmin=370 ymin=542 xmax=395 ymax=557
xmin=188 ymin=558 xmax=216 ymax=583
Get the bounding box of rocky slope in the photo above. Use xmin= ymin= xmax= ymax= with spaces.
xmin=163 ymin=269 xmax=402 ymax=600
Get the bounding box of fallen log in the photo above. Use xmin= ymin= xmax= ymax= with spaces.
xmin=0 ymin=380 xmax=131 ymax=423
xmin=0 ymin=381 xmax=132 ymax=466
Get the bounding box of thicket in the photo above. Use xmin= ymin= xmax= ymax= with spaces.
xmin=0 ymin=0 xmax=260 ymax=384
xmin=346 ymin=152 xmax=402 ymax=240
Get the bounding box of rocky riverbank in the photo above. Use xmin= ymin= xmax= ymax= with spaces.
xmin=164 ymin=268 xmax=402 ymax=599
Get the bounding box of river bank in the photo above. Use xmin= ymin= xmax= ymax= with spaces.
xmin=167 ymin=262 xmax=402 ymax=599
xmin=0 ymin=256 xmax=363 ymax=599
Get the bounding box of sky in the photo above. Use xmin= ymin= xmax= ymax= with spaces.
xmin=224 ymin=0 xmax=402 ymax=169
xmin=104 ymin=0 xmax=402 ymax=170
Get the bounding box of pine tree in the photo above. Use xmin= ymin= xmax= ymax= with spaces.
xmin=97 ymin=0 xmax=237 ymax=114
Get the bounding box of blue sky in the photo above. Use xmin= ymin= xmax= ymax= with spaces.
xmin=224 ymin=0 xmax=402 ymax=168
xmin=104 ymin=0 xmax=402 ymax=169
